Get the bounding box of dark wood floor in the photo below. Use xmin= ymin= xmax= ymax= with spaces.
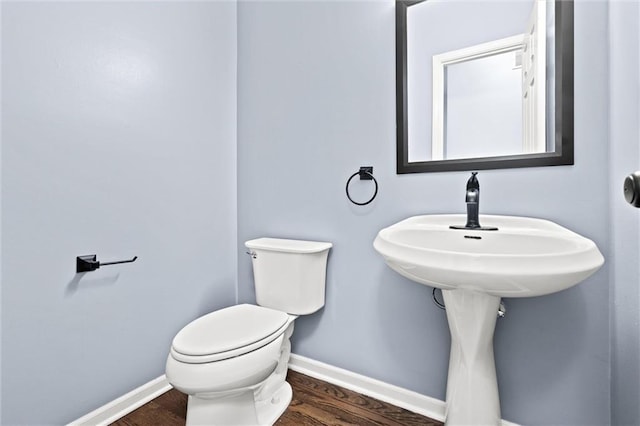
xmin=111 ymin=370 xmax=442 ymax=426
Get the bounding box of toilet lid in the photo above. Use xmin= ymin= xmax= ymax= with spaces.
xmin=171 ymin=304 xmax=289 ymax=357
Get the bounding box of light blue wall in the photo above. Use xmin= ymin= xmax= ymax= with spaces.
xmin=237 ymin=1 xmax=611 ymax=425
xmin=610 ymin=1 xmax=640 ymax=425
xmin=1 ymin=2 xmax=237 ymax=424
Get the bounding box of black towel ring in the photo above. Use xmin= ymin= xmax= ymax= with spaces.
xmin=346 ymin=167 xmax=378 ymax=206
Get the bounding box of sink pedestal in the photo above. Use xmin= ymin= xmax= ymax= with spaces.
xmin=441 ymin=289 xmax=501 ymax=426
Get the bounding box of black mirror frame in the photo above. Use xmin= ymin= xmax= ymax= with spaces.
xmin=396 ymin=0 xmax=574 ymax=174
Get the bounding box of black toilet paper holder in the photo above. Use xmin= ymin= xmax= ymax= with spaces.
xmin=76 ymin=254 xmax=138 ymax=273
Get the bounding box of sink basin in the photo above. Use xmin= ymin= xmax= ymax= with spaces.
xmin=373 ymin=214 xmax=604 ymax=297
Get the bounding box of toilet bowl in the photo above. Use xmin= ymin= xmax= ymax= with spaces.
xmin=166 ymin=304 xmax=296 ymax=425
xmin=166 ymin=238 xmax=332 ymax=426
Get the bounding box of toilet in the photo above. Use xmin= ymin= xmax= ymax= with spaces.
xmin=165 ymin=237 xmax=332 ymax=426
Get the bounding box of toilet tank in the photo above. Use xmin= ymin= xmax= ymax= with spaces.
xmin=245 ymin=238 xmax=332 ymax=315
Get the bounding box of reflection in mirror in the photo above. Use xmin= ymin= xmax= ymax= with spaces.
xmin=396 ymin=0 xmax=573 ymax=173
xmin=434 ymin=36 xmax=526 ymax=161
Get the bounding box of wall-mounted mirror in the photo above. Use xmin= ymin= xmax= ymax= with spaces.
xmin=396 ymin=0 xmax=573 ymax=173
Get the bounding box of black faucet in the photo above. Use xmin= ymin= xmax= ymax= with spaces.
xmin=464 ymin=172 xmax=481 ymax=228
xmin=450 ymin=172 xmax=498 ymax=231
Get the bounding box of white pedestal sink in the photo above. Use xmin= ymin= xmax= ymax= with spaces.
xmin=373 ymin=214 xmax=604 ymax=425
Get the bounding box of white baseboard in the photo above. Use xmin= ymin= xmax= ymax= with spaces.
xmin=288 ymin=353 xmax=520 ymax=426
xmin=70 ymin=354 xmax=519 ymax=426
xmin=68 ymin=375 xmax=172 ymax=426
xmin=288 ymin=354 xmax=446 ymax=421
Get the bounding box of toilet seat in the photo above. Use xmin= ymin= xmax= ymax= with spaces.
xmin=170 ymin=304 xmax=290 ymax=364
